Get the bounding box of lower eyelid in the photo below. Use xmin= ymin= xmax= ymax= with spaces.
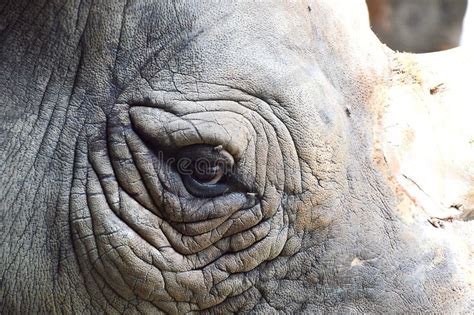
xmin=182 ymin=175 xmax=230 ymax=198
xmin=206 ymin=168 xmax=224 ymax=185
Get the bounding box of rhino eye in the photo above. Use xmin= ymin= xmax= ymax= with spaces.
xmin=176 ymin=145 xmax=235 ymax=198
xmin=189 ymin=160 xmax=225 ymax=184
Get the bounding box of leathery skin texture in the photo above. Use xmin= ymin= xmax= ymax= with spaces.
xmin=0 ymin=0 xmax=472 ymax=313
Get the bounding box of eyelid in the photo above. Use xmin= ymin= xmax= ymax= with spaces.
xmin=206 ymin=167 xmax=224 ymax=185
xmin=182 ymin=174 xmax=230 ymax=198
xmin=129 ymin=106 xmax=249 ymax=159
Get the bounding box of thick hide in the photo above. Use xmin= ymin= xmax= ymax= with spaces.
xmin=0 ymin=0 xmax=472 ymax=313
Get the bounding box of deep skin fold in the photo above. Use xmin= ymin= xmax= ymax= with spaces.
xmin=0 ymin=0 xmax=473 ymax=313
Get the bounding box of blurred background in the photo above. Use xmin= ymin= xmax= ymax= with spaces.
xmin=366 ymin=0 xmax=473 ymax=52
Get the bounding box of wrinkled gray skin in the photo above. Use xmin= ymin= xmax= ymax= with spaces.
xmin=0 ymin=0 xmax=472 ymax=313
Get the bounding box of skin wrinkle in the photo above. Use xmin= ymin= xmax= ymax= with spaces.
xmin=252 ymin=97 xmax=305 ymax=194
xmin=111 ymin=185 xmax=274 ymax=270
xmin=87 ymin=178 xmax=168 ymax=308
xmin=72 ymin=129 xmax=139 ymax=313
xmin=2 ymin=61 xmax=88 ymax=311
xmin=90 ymin=169 xmax=169 ymax=266
xmin=125 ymin=125 xmax=166 ymax=215
xmin=82 ymin=177 xmax=124 ymax=312
xmin=108 ymin=107 xmax=158 ymax=212
xmin=126 ymin=11 xmax=205 ymax=93
xmin=1 ymin=50 xmax=79 ymax=238
xmin=166 ymin=200 xmax=260 ymax=238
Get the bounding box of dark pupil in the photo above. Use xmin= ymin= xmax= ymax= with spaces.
xmin=191 ymin=159 xmax=226 ymax=183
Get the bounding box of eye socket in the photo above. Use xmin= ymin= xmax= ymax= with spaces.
xmin=175 ymin=145 xmax=235 ymax=198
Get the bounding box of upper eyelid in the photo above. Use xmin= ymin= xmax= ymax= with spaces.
xmin=173 ymin=147 xmax=233 ymax=180
xmin=129 ymin=106 xmax=252 ymax=159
